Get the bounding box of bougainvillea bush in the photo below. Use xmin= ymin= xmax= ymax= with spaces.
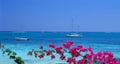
xmin=27 ymin=41 xmax=120 ymax=64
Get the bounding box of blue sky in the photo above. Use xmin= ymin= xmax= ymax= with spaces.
xmin=0 ymin=0 xmax=120 ymax=32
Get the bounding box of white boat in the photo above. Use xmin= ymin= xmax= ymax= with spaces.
xmin=66 ymin=33 xmax=82 ymax=38
xmin=15 ymin=37 xmax=29 ymax=41
xmin=66 ymin=19 xmax=82 ymax=38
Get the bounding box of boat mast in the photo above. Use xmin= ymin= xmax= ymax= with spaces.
xmin=72 ymin=19 xmax=74 ymax=33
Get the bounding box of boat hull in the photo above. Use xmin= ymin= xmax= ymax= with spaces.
xmin=15 ymin=37 xmax=29 ymax=41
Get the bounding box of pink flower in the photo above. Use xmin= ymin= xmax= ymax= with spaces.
xmin=86 ymin=54 xmax=92 ymax=59
xmin=51 ymin=55 xmax=55 ymax=59
xmin=67 ymin=58 xmax=76 ymax=64
xmin=58 ymin=50 xmax=64 ymax=55
xmin=108 ymin=52 xmax=114 ymax=58
xmin=77 ymin=45 xmax=83 ymax=50
xmin=81 ymin=48 xmax=88 ymax=52
xmin=97 ymin=52 xmax=103 ymax=57
xmin=88 ymin=47 xmax=92 ymax=51
xmin=87 ymin=60 xmax=92 ymax=64
xmin=60 ymin=55 xmax=66 ymax=60
xmin=77 ymin=59 xmax=85 ymax=64
xmin=63 ymin=43 xmax=70 ymax=49
xmin=46 ymin=50 xmax=52 ymax=56
xmin=63 ymin=41 xmax=74 ymax=49
xmin=55 ymin=46 xmax=62 ymax=53
xmin=38 ymin=54 xmax=44 ymax=59
xmin=87 ymin=47 xmax=94 ymax=54
xmin=70 ymin=47 xmax=81 ymax=57
xmin=93 ymin=54 xmax=98 ymax=60
xmin=49 ymin=44 xmax=55 ymax=48
xmin=35 ymin=41 xmax=120 ymax=64
xmin=40 ymin=45 xmax=43 ymax=49
xmin=67 ymin=41 xmax=74 ymax=45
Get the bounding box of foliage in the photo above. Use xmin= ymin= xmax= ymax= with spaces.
xmin=0 ymin=43 xmax=24 ymax=64
xmin=27 ymin=41 xmax=120 ymax=64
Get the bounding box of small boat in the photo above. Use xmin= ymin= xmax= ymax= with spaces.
xmin=15 ymin=37 xmax=29 ymax=41
xmin=66 ymin=19 xmax=82 ymax=38
xmin=66 ymin=33 xmax=82 ymax=38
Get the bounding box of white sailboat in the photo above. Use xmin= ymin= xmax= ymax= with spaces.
xmin=66 ymin=19 xmax=82 ymax=38
xmin=15 ymin=37 xmax=29 ymax=41
xmin=66 ymin=33 xmax=82 ymax=37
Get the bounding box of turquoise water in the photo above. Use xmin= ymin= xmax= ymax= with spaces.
xmin=0 ymin=32 xmax=120 ymax=64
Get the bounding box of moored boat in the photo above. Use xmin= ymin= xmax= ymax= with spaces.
xmin=66 ymin=33 xmax=82 ymax=38
xmin=15 ymin=37 xmax=29 ymax=41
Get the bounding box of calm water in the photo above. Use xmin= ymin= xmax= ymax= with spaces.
xmin=0 ymin=32 xmax=120 ymax=64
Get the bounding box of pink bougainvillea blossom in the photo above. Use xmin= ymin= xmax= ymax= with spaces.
xmin=49 ymin=44 xmax=56 ymax=48
xmin=29 ymin=41 xmax=120 ymax=64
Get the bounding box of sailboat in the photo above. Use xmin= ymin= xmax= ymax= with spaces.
xmin=66 ymin=19 xmax=82 ymax=38
xmin=66 ymin=33 xmax=82 ymax=37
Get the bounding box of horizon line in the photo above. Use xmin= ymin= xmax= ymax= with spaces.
xmin=0 ymin=31 xmax=120 ymax=33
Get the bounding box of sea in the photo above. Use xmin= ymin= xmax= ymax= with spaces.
xmin=0 ymin=32 xmax=120 ymax=64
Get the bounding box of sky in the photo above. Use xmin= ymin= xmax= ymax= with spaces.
xmin=0 ymin=0 xmax=120 ymax=32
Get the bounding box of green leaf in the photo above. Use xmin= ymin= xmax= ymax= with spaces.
xmin=15 ymin=57 xmax=24 ymax=64
xmin=12 ymin=52 xmax=17 ymax=56
xmin=27 ymin=51 xmax=32 ymax=56
xmin=7 ymin=52 xmax=11 ymax=56
xmin=51 ymin=50 xmax=55 ymax=53
xmin=6 ymin=49 xmax=12 ymax=53
xmin=10 ymin=55 xmax=16 ymax=59
xmin=63 ymin=49 xmax=67 ymax=52
xmin=16 ymin=57 xmax=22 ymax=60
xmin=43 ymin=50 xmax=47 ymax=52
xmin=2 ymin=51 xmax=5 ymax=54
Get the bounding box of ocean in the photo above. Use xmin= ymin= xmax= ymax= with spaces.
xmin=0 ymin=32 xmax=120 ymax=64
